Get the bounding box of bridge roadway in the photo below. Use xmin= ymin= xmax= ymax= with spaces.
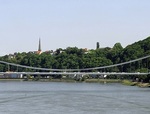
xmin=0 ymin=72 xmax=149 ymax=75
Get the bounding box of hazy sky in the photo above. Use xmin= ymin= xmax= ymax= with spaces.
xmin=0 ymin=0 xmax=150 ymax=56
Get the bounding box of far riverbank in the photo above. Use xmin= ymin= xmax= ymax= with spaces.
xmin=122 ymin=80 xmax=150 ymax=88
xmin=0 ymin=78 xmax=149 ymax=88
xmin=0 ymin=78 xmax=121 ymax=83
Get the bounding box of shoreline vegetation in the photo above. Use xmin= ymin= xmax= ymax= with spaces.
xmin=122 ymin=80 xmax=150 ymax=88
xmin=0 ymin=78 xmax=120 ymax=83
xmin=0 ymin=78 xmax=149 ymax=88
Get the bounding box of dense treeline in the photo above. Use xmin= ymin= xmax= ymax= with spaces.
xmin=0 ymin=36 xmax=150 ymax=82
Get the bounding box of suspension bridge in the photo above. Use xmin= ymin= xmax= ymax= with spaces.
xmin=0 ymin=55 xmax=150 ymax=78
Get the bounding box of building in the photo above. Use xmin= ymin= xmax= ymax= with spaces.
xmin=27 ymin=38 xmax=42 ymax=55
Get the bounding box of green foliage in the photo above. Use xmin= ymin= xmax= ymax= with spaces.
xmin=0 ymin=36 xmax=150 ymax=82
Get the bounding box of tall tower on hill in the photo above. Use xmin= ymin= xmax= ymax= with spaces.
xmin=38 ymin=38 xmax=41 ymax=52
xmin=37 ymin=38 xmax=42 ymax=54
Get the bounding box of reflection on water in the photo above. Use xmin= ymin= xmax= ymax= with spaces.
xmin=0 ymin=81 xmax=150 ymax=114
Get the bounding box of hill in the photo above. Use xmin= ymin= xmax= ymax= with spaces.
xmin=0 ymin=36 xmax=150 ymax=82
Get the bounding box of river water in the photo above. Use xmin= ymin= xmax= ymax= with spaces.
xmin=0 ymin=81 xmax=149 ymax=114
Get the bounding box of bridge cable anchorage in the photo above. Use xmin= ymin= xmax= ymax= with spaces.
xmin=0 ymin=55 xmax=150 ymax=72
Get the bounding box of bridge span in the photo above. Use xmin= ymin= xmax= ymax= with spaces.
xmin=0 ymin=72 xmax=149 ymax=76
xmin=0 ymin=55 xmax=150 ymax=78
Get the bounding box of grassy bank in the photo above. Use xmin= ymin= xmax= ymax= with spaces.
xmin=0 ymin=78 xmax=23 ymax=81
xmin=85 ymin=79 xmax=121 ymax=83
xmin=122 ymin=80 xmax=150 ymax=87
xmin=0 ymin=78 xmax=121 ymax=83
xmin=0 ymin=78 xmax=149 ymax=88
xmin=39 ymin=78 xmax=121 ymax=83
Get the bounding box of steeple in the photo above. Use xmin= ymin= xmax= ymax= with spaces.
xmin=38 ymin=38 xmax=41 ymax=52
xmin=37 ymin=38 xmax=42 ymax=55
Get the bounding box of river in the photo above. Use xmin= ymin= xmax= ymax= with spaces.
xmin=0 ymin=81 xmax=149 ymax=114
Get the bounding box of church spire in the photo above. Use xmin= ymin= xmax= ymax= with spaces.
xmin=38 ymin=38 xmax=41 ymax=52
xmin=37 ymin=38 xmax=42 ymax=55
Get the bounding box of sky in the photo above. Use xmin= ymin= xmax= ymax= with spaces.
xmin=0 ymin=0 xmax=150 ymax=56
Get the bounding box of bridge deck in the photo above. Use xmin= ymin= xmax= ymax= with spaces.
xmin=0 ymin=72 xmax=149 ymax=75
